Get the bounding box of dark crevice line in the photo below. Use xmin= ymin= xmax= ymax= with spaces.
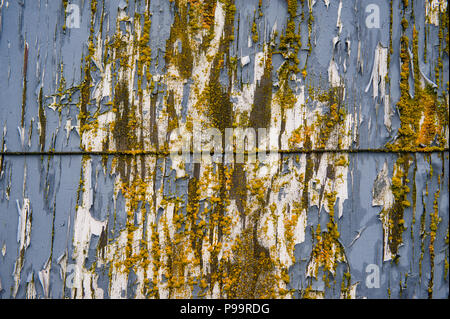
xmin=0 ymin=148 xmax=449 ymax=156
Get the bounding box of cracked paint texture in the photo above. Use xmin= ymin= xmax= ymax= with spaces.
xmin=0 ymin=0 xmax=448 ymax=299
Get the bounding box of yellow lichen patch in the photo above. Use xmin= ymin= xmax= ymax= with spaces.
xmin=283 ymin=202 xmax=301 ymax=263
xmin=113 ymin=175 xmax=151 ymax=275
xmin=302 ymin=285 xmax=324 ymax=299
xmin=308 ymin=221 xmax=345 ymax=286
xmin=274 ymin=0 xmax=301 ymax=110
xmin=340 ymin=271 xmax=353 ymax=299
xmin=221 ymin=227 xmax=278 ymax=298
xmin=136 ymin=7 xmax=152 ymax=94
xmin=165 ymin=1 xmax=194 ymax=79
xmin=427 ymin=162 xmax=444 ymax=298
xmin=200 ymin=0 xmax=217 ymax=29
xmin=78 ymin=1 xmax=98 ymax=142
xmin=288 ymin=124 xmax=312 ymax=149
xmin=305 ymin=187 xmax=348 ymax=291
xmin=416 ymin=91 xmax=438 ymax=146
